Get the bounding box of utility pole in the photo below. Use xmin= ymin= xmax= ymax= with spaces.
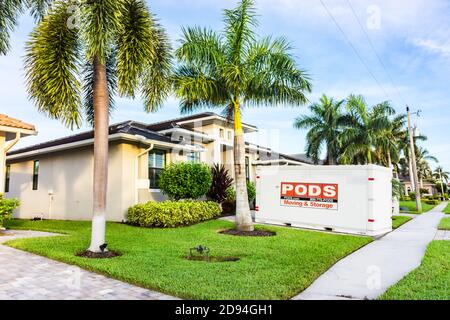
xmin=406 ymin=106 xmax=422 ymax=212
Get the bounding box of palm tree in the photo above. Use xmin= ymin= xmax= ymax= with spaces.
xmin=434 ymin=166 xmax=449 ymax=183
xmin=1 ymin=0 xmax=52 ymax=55
xmin=294 ymin=94 xmax=344 ymax=165
xmin=173 ymin=0 xmax=311 ymax=231
xmin=24 ymin=0 xmax=171 ymax=252
xmin=340 ymin=95 xmax=394 ymax=165
xmin=398 ymin=132 xmax=427 ymax=191
xmin=415 ymin=147 xmax=437 ymax=187
xmin=375 ymin=114 xmax=406 ymax=169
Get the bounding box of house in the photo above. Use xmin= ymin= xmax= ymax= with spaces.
xmin=5 ymin=112 xmax=311 ymax=221
xmin=398 ymin=174 xmax=437 ymax=196
xmin=0 ymin=114 xmax=37 ymax=194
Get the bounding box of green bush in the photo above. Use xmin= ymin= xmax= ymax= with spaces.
xmin=159 ymin=163 xmax=212 ymax=200
xmin=419 ymin=188 xmax=429 ymax=195
xmin=425 ymin=199 xmax=439 ymax=205
xmin=0 ymin=194 xmax=20 ymax=229
xmin=223 ymin=182 xmax=257 ymax=214
xmin=408 ymin=192 xmax=417 ymax=201
xmin=127 ymin=200 xmax=222 ymax=228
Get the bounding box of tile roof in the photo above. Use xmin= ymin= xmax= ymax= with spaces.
xmin=0 ymin=114 xmax=36 ymax=131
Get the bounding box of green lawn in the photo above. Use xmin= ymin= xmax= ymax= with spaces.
xmin=438 ymin=217 xmax=450 ymax=230
xmin=4 ymin=219 xmax=371 ymax=300
xmin=399 ymin=200 xmax=438 ymax=214
xmin=444 ymin=203 xmax=450 ymax=214
xmin=392 ymin=216 xmax=412 ymax=229
xmin=380 ymin=241 xmax=450 ymax=300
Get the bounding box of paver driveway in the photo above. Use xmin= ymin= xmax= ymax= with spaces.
xmin=0 ymin=230 xmax=177 ymax=300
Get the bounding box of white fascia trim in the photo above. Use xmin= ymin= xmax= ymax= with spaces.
xmin=158 ymin=127 xmax=215 ymax=142
xmin=7 ymin=133 xmax=202 ymax=161
xmin=177 ymin=115 xmax=258 ymax=132
xmin=246 ymin=143 xmax=272 ymax=153
xmin=253 ymin=159 xmax=311 ymax=166
xmin=0 ymin=125 xmax=37 ymax=137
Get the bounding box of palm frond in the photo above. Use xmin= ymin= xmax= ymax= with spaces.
xmin=224 ymin=0 xmax=258 ymax=64
xmin=81 ymin=0 xmax=120 ymax=63
xmin=24 ymin=1 xmax=82 ymax=129
xmin=27 ymin=0 xmax=53 ymax=21
xmin=0 ymin=0 xmax=25 ymax=55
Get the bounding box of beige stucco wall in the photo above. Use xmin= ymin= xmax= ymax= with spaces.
xmin=6 ymin=141 xmax=139 ymax=222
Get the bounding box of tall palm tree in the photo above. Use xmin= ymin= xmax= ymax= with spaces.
xmin=0 ymin=0 xmax=52 ymax=55
xmin=415 ymin=147 xmax=437 ymax=187
xmin=173 ymin=0 xmax=311 ymax=231
xmin=375 ymin=114 xmax=406 ymax=169
xmin=24 ymin=0 xmax=171 ymax=252
xmin=340 ymin=95 xmax=394 ymax=165
xmin=294 ymin=94 xmax=344 ymax=165
xmin=434 ymin=166 xmax=449 ymax=183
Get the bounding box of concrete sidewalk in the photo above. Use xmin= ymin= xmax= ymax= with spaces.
xmin=293 ymin=202 xmax=447 ymax=300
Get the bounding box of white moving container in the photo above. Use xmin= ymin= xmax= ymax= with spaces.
xmin=255 ymin=165 xmax=392 ymax=236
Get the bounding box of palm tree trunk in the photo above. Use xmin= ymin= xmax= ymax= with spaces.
xmin=88 ymin=56 xmax=109 ymax=253
xmin=233 ymin=101 xmax=253 ymax=232
xmin=387 ymin=152 xmax=392 ymax=169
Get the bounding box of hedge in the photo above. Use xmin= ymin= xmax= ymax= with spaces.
xmin=127 ymin=201 xmax=222 ymax=228
xmin=0 ymin=194 xmax=20 ymax=228
xmin=159 ymin=163 xmax=212 ymax=200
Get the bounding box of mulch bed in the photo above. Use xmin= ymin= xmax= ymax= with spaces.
xmin=219 ymin=229 xmax=276 ymax=237
xmin=76 ymin=250 xmax=122 ymax=259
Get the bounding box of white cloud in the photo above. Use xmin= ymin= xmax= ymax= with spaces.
xmin=411 ymin=38 xmax=450 ymax=58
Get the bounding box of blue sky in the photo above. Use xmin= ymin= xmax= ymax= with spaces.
xmin=1 ymin=0 xmax=449 ymax=169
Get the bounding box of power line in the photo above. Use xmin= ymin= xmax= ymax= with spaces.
xmin=319 ymin=0 xmax=391 ymax=101
xmin=345 ymin=0 xmax=407 ymax=106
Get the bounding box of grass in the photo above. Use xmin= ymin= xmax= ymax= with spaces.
xmin=399 ymin=200 xmax=438 ymax=214
xmin=380 ymin=241 xmax=450 ymax=300
xmin=438 ymin=217 xmax=450 ymax=230
xmin=4 ymin=219 xmax=371 ymax=300
xmin=392 ymin=216 xmax=412 ymax=229
xmin=444 ymin=203 xmax=450 ymax=214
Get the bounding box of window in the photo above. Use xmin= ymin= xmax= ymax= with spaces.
xmin=5 ymin=165 xmax=10 ymax=193
xmin=148 ymin=150 xmax=166 ymax=189
xmin=32 ymin=160 xmax=39 ymax=190
xmin=219 ymin=128 xmax=224 ymax=138
xmin=245 ymin=157 xmax=250 ymax=182
xmin=187 ymin=152 xmax=201 ymax=163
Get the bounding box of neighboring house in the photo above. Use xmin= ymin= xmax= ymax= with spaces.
xmin=0 ymin=114 xmax=37 ymax=194
xmin=399 ymin=174 xmax=437 ymax=196
xmin=5 ymin=112 xmax=310 ymax=222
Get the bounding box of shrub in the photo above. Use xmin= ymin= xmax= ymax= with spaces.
xmin=408 ymin=192 xmax=417 ymax=201
xmin=435 ymin=183 xmax=448 ymax=194
xmin=0 ymin=194 xmax=20 ymax=228
xmin=419 ymin=188 xmax=429 ymax=195
xmin=425 ymin=199 xmax=439 ymax=205
xmin=159 ymin=163 xmax=212 ymax=200
xmin=223 ymin=182 xmax=257 ymax=214
xmin=207 ymin=164 xmax=233 ymax=204
xmin=127 ymin=200 xmax=222 ymax=228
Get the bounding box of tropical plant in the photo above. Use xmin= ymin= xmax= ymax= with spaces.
xmin=207 ymin=164 xmax=234 ymax=204
xmin=0 ymin=0 xmax=53 ymax=55
xmin=0 ymin=194 xmax=20 ymax=229
xmin=173 ymin=0 xmax=311 ymax=231
xmin=339 ymin=95 xmax=394 ymax=165
xmin=434 ymin=166 xmax=449 ymax=183
xmin=159 ymin=163 xmax=213 ymax=200
xmin=294 ymin=94 xmax=345 ymax=165
xmin=375 ymin=113 xmax=406 ymax=168
xmin=24 ymin=0 xmax=171 ymax=252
